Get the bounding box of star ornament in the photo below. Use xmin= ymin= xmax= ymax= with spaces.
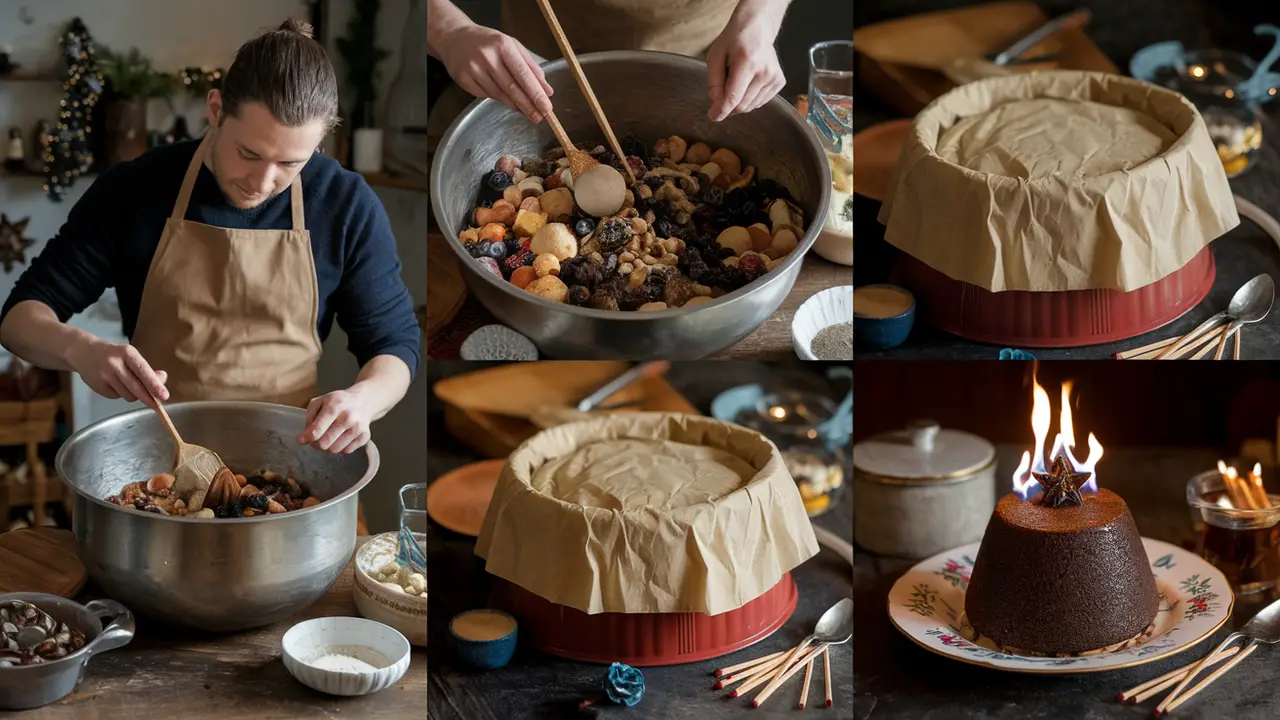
xmin=1032 ymin=454 xmax=1090 ymax=508
xmin=0 ymin=214 xmax=35 ymax=273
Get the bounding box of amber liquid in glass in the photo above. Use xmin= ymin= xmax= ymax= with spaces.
xmin=1200 ymin=490 xmax=1280 ymax=592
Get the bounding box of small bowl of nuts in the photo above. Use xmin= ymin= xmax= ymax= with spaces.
xmin=0 ymin=594 xmax=134 ymax=710
xmin=353 ymin=533 xmax=427 ymax=647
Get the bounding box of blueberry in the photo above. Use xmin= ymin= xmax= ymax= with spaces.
xmin=574 ymin=218 xmax=596 ymax=237
xmin=213 ymin=505 xmax=230 ymax=518
xmin=484 ymin=241 xmax=508 ymax=261
xmin=485 ymin=171 xmax=513 ymax=191
xmin=470 ymin=241 xmax=492 ymax=259
xmin=622 ymin=135 xmax=647 ymax=158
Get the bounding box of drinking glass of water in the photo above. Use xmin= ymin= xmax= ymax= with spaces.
xmin=397 ymin=482 xmax=427 ymax=575
xmin=808 ymin=40 xmax=854 ymax=154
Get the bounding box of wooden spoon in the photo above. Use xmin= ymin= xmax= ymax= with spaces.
xmin=151 ymin=398 xmax=225 ymax=504
xmin=534 ymin=0 xmax=636 ymax=185
xmin=543 ymin=110 xmax=598 ymax=178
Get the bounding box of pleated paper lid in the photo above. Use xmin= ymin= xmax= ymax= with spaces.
xmin=474 ymin=412 xmax=820 ymax=615
xmin=877 ymin=70 xmax=1239 ymax=292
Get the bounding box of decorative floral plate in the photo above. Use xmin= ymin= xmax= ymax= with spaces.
xmin=887 ymin=537 xmax=1233 ymax=674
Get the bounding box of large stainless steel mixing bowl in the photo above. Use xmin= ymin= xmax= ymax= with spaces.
xmin=432 ymin=50 xmax=832 ymax=359
xmin=54 ymin=402 xmax=378 ymax=632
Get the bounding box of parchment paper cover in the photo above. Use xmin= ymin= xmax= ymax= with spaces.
xmin=877 ymin=71 xmax=1239 ymax=292
xmin=475 ymin=413 xmax=820 ymax=615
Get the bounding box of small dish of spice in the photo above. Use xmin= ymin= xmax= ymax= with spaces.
xmin=793 ymin=285 xmax=853 ymax=360
xmin=282 ymin=616 xmax=411 ymax=697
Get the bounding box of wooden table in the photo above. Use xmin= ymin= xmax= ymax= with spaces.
xmin=426 ymin=231 xmax=851 ymax=360
xmin=856 ymin=447 xmax=1280 ymax=720
xmin=24 ymin=538 xmax=426 ymax=720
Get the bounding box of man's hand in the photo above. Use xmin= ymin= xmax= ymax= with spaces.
xmin=299 ymin=388 xmax=375 ymax=455
xmin=65 ymin=338 xmax=169 ymax=408
xmin=706 ymin=1 xmax=789 ymax=122
xmin=434 ymin=22 xmax=554 ymax=124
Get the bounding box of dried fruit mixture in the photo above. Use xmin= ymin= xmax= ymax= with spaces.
xmin=0 ymin=600 xmax=86 ymax=666
xmin=456 ymin=135 xmax=808 ymax=312
xmin=106 ymin=469 xmax=320 ymax=519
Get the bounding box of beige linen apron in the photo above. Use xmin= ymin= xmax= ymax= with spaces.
xmin=132 ymin=133 xmax=323 ymax=408
xmin=500 ymin=0 xmax=740 ymax=60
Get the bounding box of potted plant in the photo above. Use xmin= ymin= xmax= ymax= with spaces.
xmin=96 ymin=46 xmax=174 ymax=165
xmin=335 ymin=0 xmax=390 ymax=173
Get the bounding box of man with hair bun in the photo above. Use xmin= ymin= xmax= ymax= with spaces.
xmin=0 ymin=19 xmax=419 ymax=457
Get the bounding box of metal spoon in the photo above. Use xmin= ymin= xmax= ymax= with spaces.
xmin=751 ymin=599 xmax=853 ymax=706
xmin=753 ymin=599 xmax=852 ymax=695
xmin=1213 ymin=273 xmax=1275 ymax=359
xmin=1155 ymin=274 xmax=1273 ymax=359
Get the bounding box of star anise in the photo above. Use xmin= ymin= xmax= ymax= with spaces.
xmin=1033 ymin=454 xmax=1089 ymax=508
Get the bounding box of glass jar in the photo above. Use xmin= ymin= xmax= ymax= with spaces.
xmin=398 ymin=482 xmax=427 ymax=575
xmin=735 ymin=390 xmax=848 ymax=517
xmin=1186 ymin=468 xmax=1280 ymax=596
xmin=1156 ymin=50 xmax=1266 ymax=178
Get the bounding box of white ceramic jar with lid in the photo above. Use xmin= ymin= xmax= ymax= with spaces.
xmin=854 ymin=420 xmax=996 ymax=558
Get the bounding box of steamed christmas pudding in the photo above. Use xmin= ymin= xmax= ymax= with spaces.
xmin=963 ymin=379 xmax=1159 ymax=656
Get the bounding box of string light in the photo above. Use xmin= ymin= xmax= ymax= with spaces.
xmin=43 ymin=18 xmax=102 ymax=202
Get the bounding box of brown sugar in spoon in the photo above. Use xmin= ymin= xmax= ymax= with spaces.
xmin=151 ymin=396 xmax=226 ymax=507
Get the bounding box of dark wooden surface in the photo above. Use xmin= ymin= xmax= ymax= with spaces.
xmin=855 ymin=446 xmax=1280 ymax=720
xmin=20 ymin=538 xmax=427 ymax=720
xmin=853 ymin=0 xmax=1280 ymax=360
xmin=424 ymin=362 xmax=854 ymax=720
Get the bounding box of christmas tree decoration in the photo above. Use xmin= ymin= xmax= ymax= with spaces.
xmin=44 ymin=18 xmax=104 ymax=203
xmin=0 ymin=215 xmax=35 ymax=273
xmin=178 ymin=66 xmax=224 ymax=97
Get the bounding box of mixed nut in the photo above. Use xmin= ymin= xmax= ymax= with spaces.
xmin=370 ymin=559 xmax=427 ymax=599
xmin=456 ymin=134 xmax=807 ymax=312
xmin=106 ymin=469 xmax=320 ymax=518
xmin=0 ymin=600 xmax=86 ymax=666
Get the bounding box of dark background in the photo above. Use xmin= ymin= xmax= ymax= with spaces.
xmin=854 ymin=361 xmax=1280 ymax=453
xmin=855 ymin=0 xmax=1275 ymax=63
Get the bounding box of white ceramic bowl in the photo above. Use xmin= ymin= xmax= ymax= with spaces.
xmin=792 ymin=285 xmax=854 ymax=360
xmin=813 ymin=225 xmax=853 ymax=266
xmin=281 ymin=617 xmax=411 ymax=696
xmin=353 ymin=533 xmax=428 ymax=647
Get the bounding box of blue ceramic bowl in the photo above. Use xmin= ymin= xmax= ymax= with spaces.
xmin=854 ymin=284 xmax=915 ymax=350
xmin=449 ymin=610 xmax=518 ymax=670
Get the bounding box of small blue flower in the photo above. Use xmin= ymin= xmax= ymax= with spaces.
xmin=603 ymin=662 xmax=645 ymax=707
xmin=999 ymin=348 xmax=1036 ymax=360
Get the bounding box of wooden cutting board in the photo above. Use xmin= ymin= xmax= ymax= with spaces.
xmin=435 ymin=363 xmax=701 ymax=458
xmin=0 ymin=528 xmax=87 ymax=598
xmin=854 ymin=1 xmax=1118 ymax=115
xmin=426 ymin=230 xmax=467 ymax=341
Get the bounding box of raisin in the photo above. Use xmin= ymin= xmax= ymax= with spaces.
xmin=485 ymin=171 xmax=513 ymax=191
xmin=596 ymin=218 xmax=632 ymax=252
xmin=702 ymin=186 xmax=724 ymax=206
xmin=644 ymin=175 xmax=664 ymax=190
xmin=587 ymin=289 xmax=620 ymax=311
xmin=245 ymin=494 xmax=270 ymax=512
xmin=504 ymin=235 xmax=523 ymax=257
xmin=624 ymin=156 xmax=647 ymax=180
xmin=622 ymin=134 xmax=647 ymax=158
xmin=230 ymin=501 xmax=245 ymax=518
xmin=477 ymin=198 xmax=493 ymax=208
xmin=647 ymin=156 xmax=665 ymax=170
xmin=653 ymin=219 xmax=674 ymax=239
xmin=213 ymin=505 xmax=230 ymax=518
xmin=574 ymin=218 xmax=596 ymax=238
xmin=711 ymin=265 xmax=748 ymax=291
xmin=603 ymin=252 xmax=618 ymax=275
xmin=568 ymin=285 xmax=591 ymax=306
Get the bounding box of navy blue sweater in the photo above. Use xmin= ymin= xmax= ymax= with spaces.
xmin=1 ymin=140 xmax=420 ymax=380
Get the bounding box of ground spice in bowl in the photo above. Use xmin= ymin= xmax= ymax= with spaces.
xmin=811 ymin=322 xmax=853 ymax=360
